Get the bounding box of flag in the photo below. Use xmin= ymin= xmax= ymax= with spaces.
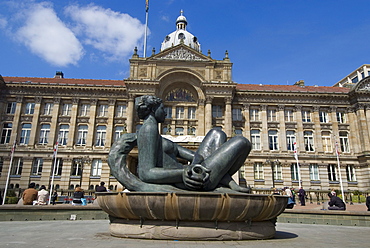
xmin=335 ymin=142 xmax=340 ymax=156
xmin=53 ymin=141 xmax=59 ymax=158
xmin=146 ymin=0 xmax=149 ymax=12
xmin=293 ymin=142 xmax=298 ymax=160
xmin=10 ymin=140 xmax=16 ymax=157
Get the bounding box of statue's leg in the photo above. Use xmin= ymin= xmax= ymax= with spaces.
xmin=192 ymin=128 xmax=227 ymax=164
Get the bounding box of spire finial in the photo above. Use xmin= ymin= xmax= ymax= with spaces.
xmin=180 ymin=9 xmax=184 ymax=16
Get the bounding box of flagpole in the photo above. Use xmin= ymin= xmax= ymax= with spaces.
xmin=336 ymin=142 xmax=345 ymax=199
xmin=143 ymin=0 xmax=149 ymax=57
xmin=2 ymin=135 xmax=16 ymax=205
xmin=48 ymin=140 xmax=59 ymax=205
xmin=293 ymin=142 xmax=301 ymax=189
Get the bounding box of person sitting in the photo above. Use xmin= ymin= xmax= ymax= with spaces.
xmin=366 ymin=196 xmax=370 ymax=211
xmin=328 ymin=193 xmax=346 ymax=210
xmin=36 ymin=185 xmax=49 ymax=205
xmin=22 ymin=182 xmax=38 ymax=205
xmin=72 ymin=187 xmax=84 ymax=206
xmin=96 ymin=182 xmax=107 ymax=192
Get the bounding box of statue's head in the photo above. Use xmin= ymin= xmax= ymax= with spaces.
xmin=135 ymin=95 xmax=163 ymax=119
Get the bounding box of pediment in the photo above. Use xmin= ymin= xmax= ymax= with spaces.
xmin=150 ymin=44 xmax=211 ymax=62
xmin=352 ymin=76 xmax=370 ymax=93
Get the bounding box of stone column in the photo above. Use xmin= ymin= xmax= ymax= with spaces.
xmin=347 ymin=107 xmax=360 ymax=154
xmin=330 ymin=106 xmax=339 ymax=145
xmin=205 ymin=96 xmax=213 ymax=132
xmin=365 ymin=104 xmax=370 ymax=146
xmin=243 ymin=103 xmax=250 ymax=139
xmin=67 ymin=98 xmax=79 ymax=148
xmin=197 ymin=99 xmax=205 ymax=136
xmin=105 ymin=99 xmax=116 ymax=147
xmin=48 ymin=97 xmax=61 ymax=148
xmin=295 ymin=105 xmax=305 ymax=153
xmin=261 ymin=105 xmax=269 ymax=152
xmin=86 ymin=99 xmax=97 ymax=148
xmin=313 ymin=106 xmax=323 ymax=153
xmin=224 ymin=97 xmax=232 ymax=137
xmin=28 ymin=96 xmax=42 ymax=146
xmin=278 ymin=105 xmax=287 ymax=152
xmin=20 ymin=157 xmax=33 ymax=189
xmin=10 ymin=96 xmax=23 ymax=144
xmin=126 ymin=94 xmax=135 ymax=133
xmin=356 ymin=104 xmax=370 ymax=153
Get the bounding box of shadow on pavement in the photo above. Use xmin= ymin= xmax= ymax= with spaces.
xmin=274 ymin=231 xmax=298 ymax=239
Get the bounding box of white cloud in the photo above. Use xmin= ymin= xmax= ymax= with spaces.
xmin=15 ymin=2 xmax=84 ymax=66
xmin=0 ymin=15 xmax=7 ymax=30
xmin=65 ymin=4 xmax=145 ymax=61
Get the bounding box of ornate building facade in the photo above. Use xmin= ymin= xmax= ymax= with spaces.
xmin=1 ymin=12 xmax=370 ymax=194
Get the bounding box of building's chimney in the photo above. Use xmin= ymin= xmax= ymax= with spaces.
xmin=54 ymin=71 xmax=64 ymax=78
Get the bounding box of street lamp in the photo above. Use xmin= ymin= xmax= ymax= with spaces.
xmin=266 ymin=159 xmax=280 ymax=189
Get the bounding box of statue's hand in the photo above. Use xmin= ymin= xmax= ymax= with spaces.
xmin=183 ymin=164 xmax=210 ymax=190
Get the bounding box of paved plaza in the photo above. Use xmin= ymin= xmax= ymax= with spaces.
xmin=0 ymin=219 xmax=369 ymax=247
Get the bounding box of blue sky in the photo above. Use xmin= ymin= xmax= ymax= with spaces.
xmin=1 ymin=0 xmax=369 ymax=86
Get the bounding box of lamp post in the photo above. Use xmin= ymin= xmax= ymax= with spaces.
xmin=266 ymin=159 xmax=280 ymax=189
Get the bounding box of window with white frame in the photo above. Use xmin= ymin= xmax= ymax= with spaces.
xmin=114 ymin=126 xmax=126 ymax=141
xmin=43 ymin=103 xmax=53 ymax=115
xmin=291 ymin=163 xmax=300 ymax=180
xmin=336 ymin=112 xmax=346 ymax=123
xmin=327 ymin=164 xmax=337 ymax=181
xmin=95 ymin=125 xmax=106 ymax=147
xmin=52 ymin=158 xmax=63 ymax=176
xmin=232 ymin=108 xmax=242 ymax=121
xmin=71 ymin=159 xmax=83 ymax=176
xmin=302 ymin=110 xmax=311 ymax=122
xmin=175 ymin=127 xmax=184 ymax=136
xmin=164 ymin=107 xmax=172 ymax=119
xmin=79 ymin=104 xmax=90 ymax=116
xmin=268 ymin=130 xmax=279 ymax=151
xmin=6 ymin=102 xmax=16 ymax=114
xmin=346 ymin=165 xmax=356 ymax=182
xmin=98 ymin=104 xmax=108 ymax=117
xmin=267 ymin=109 xmax=277 ymax=122
xmin=39 ymin=124 xmax=50 ymax=145
xmin=339 ymin=131 xmax=350 ymax=153
xmin=1 ymin=123 xmax=12 ymax=144
xmin=176 ymin=107 xmax=185 ymax=119
xmin=188 ymin=126 xmax=196 ymax=135
xmin=304 ymin=131 xmax=314 ymax=151
xmin=32 ymin=158 xmax=43 ymax=176
xmin=25 ymin=103 xmax=35 ymax=114
xmin=251 ymin=129 xmax=261 ymax=150
xmin=254 ymin=162 xmax=264 ymax=180
xmin=319 ymin=111 xmax=329 ymax=123
xmin=234 ymin=128 xmax=243 ymax=136
xmin=91 ymin=159 xmax=102 ymax=177
xmin=212 ymin=105 xmax=223 ymax=118
xmin=62 ymin=103 xmax=72 ymax=116
xmin=273 ymin=163 xmax=282 ymax=180
xmin=188 ymin=107 xmax=196 ymax=119
xmin=115 ymin=104 xmax=126 ymax=117
xmin=322 ymin=131 xmax=332 ymax=152
xmin=58 ymin=124 xmax=69 ymax=145
xmin=76 ymin=125 xmax=88 ymax=146
xmin=11 ymin=158 xmax=23 ymax=175
xmin=284 ymin=110 xmax=294 ymax=122
xmin=309 ymin=163 xmax=320 ymax=180
xmin=286 ymin=130 xmax=296 ymax=151
xmin=250 ymin=109 xmax=259 ymax=121
xmin=20 ymin=123 xmax=32 ymax=145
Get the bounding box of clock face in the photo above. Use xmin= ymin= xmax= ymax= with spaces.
xmin=178 ymin=33 xmax=185 ymax=40
xmin=165 ymin=35 xmax=170 ymax=42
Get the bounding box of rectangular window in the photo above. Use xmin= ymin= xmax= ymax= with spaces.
xmin=309 ymin=163 xmax=320 ymax=181
xmin=52 ymin=158 xmax=63 ymax=176
xmin=273 ymin=163 xmax=282 ymax=180
xmin=346 ymin=165 xmax=356 ymax=182
xmin=1 ymin=123 xmax=12 ymax=144
xmin=115 ymin=105 xmax=126 ymax=117
xmin=267 ymin=109 xmax=276 ymax=122
xmin=58 ymin=124 xmax=69 ymax=145
xmin=164 ymin=107 xmax=172 ymax=119
xmin=250 ymin=109 xmax=259 ymax=121
xmin=251 ymin=129 xmax=261 ymax=150
xmin=114 ymin=126 xmax=126 ymax=141
xmin=291 ymin=163 xmax=300 ymax=180
xmin=91 ymin=159 xmax=102 ymax=177
xmin=212 ymin=105 xmax=223 ymax=118
xmin=71 ymin=159 xmax=83 ymax=176
xmin=76 ymin=125 xmax=88 ymax=146
xmin=322 ymin=131 xmax=332 ymax=152
xmin=43 ymin=103 xmax=53 ymax=115
xmin=268 ymin=130 xmax=278 ymax=151
xmin=232 ymin=108 xmax=242 ymax=121
xmin=6 ymin=102 xmax=16 ymax=114
xmin=188 ymin=126 xmax=196 ymax=135
xmin=20 ymin=123 xmax=32 ymax=145
xmin=336 ymin=112 xmax=346 ymax=123
xmin=234 ymin=129 xmax=243 ymax=136
xmin=0 ymin=157 xmax=3 ymax=176
xmin=319 ymin=111 xmax=329 ymax=123
xmin=62 ymin=103 xmax=72 ymax=116
xmin=286 ymin=130 xmax=296 ymax=151
xmin=284 ymin=110 xmax=294 ymax=122
xmin=304 ymin=131 xmax=314 ymax=151
xmin=254 ymin=162 xmax=264 ymax=180
xmin=11 ymin=158 xmax=23 ymax=175
xmin=175 ymin=127 xmax=184 ymax=136
xmin=25 ymin=103 xmax=35 ymax=114
xmin=302 ymin=110 xmax=311 ymax=122
xmin=39 ymin=124 xmax=50 ymax=145
xmin=188 ymin=107 xmax=196 ymax=119
xmin=339 ymin=132 xmax=350 ymax=153
xmin=95 ymin=125 xmax=106 ymax=147
xmin=176 ymin=107 xmax=185 ymax=119
xmin=79 ymin=104 xmax=90 ymax=116
xmin=98 ymin=104 xmax=108 ymax=117
xmin=32 ymin=158 xmax=43 ymax=176
xmin=327 ymin=164 xmax=337 ymax=181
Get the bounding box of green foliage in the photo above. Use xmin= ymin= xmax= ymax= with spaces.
xmin=6 ymin=190 xmax=16 ymax=197
xmin=5 ymin=197 xmax=19 ymax=204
